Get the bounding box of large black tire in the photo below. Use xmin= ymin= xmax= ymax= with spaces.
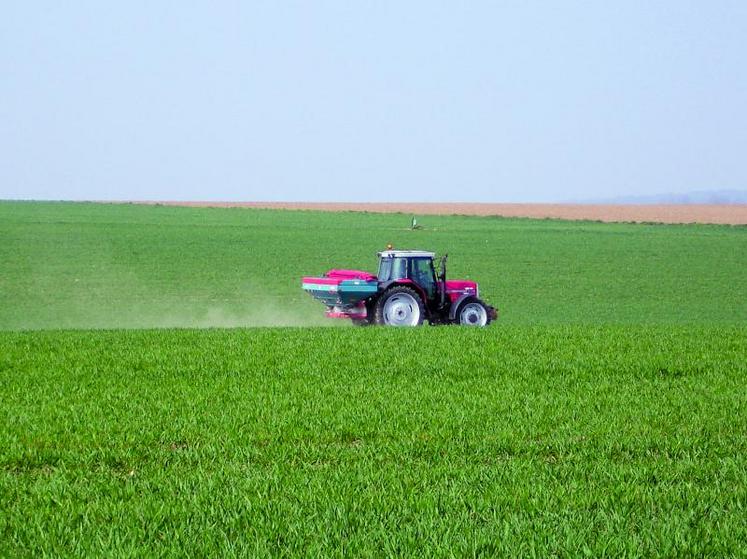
xmin=374 ymin=286 xmax=425 ymax=327
xmin=455 ymin=298 xmax=492 ymax=327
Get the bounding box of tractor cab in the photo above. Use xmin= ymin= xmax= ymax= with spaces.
xmin=377 ymin=250 xmax=439 ymax=300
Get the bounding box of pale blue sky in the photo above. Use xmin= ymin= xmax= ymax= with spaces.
xmin=2 ymin=1 xmax=745 ymax=203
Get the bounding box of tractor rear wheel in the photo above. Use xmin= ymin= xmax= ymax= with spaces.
xmin=374 ymin=286 xmax=425 ymax=327
xmin=456 ymin=299 xmax=491 ymax=327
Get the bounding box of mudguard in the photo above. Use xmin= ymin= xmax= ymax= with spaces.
xmin=449 ymin=294 xmax=486 ymax=321
xmin=449 ymin=294 xmax=498 ymax=322
xmin=377 ymin=279 xmax=429 ymax=314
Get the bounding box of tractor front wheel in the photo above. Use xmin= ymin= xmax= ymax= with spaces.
xmin=374 ymin=286 xmax=425 ymax=327
xmin=456 ymin=299 xmax=492 ymax=327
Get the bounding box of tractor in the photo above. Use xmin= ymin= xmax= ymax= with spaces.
xmin=302 ymin=249 xmax=497 ymax=326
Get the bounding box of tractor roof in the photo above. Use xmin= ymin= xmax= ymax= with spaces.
xmin=378 ymin=250 xmax=435 ymax=258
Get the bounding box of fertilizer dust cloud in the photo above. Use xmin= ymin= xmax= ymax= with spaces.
xmin=11 ymin=262 xmax=333 ymax=329
xmin=90 ymin=292 xmax=334 ymax=330
xmin=35 ymin=299 xmax=334 ymax=330
xmin=138 ymin=303 xmax=333 ymax=329
xmin=8 ymin=226 xmax=332 ymax=330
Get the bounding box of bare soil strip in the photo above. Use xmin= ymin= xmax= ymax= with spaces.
xmin=135 ymin=201 xmax=747 ymax=225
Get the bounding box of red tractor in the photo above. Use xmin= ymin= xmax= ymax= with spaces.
xmin=302 ymin=249 xmax=497 ymax=326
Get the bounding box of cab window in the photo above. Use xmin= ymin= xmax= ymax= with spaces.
xmin=411 ymin=258 xmax=436 ymax=298
xmin=391 ymin=257 xmax=407 ymax=280
xmin=378 ymin=257 xmax=392 ymax=281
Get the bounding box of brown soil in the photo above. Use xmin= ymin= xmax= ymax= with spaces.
xmin=136 ymin=201 xmax=747 ymax=225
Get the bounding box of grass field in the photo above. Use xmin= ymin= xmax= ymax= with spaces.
xmin=1 ymin=201 xmax=745 ymax=329
xmin=1 ymin=201 xmax=746 ymax=556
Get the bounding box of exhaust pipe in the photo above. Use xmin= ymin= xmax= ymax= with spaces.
xmin=440 ymin=254 xmax=448 ymax=309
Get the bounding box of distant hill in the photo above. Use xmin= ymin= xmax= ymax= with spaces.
xmin=576 ymin=189 xmax=747 ymax=204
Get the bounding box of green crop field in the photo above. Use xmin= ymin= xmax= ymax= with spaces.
xmin=1 ymin=201 xmax=746 ymax=556
xmin=1 ymin=201 xmax=745 ymax=329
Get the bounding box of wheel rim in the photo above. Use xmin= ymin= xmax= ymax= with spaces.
xmin=459 ymin=302 xmax=487 ymax=326
xmin=383 ymin=293 xmax=420 ymax=326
